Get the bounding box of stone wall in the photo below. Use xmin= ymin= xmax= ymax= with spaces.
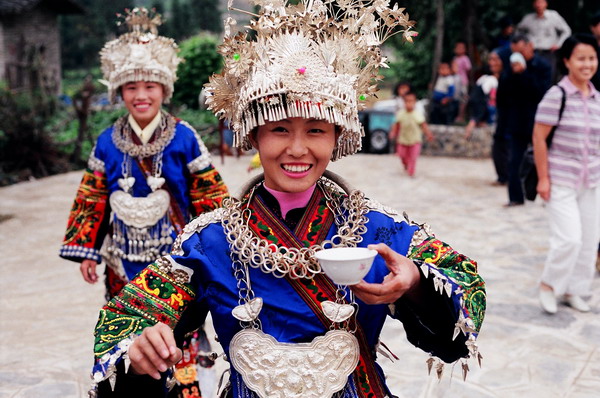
xmin=0 ymin=3 xmax=61 ymax=94
xmin=422 ymin=124 xmax=493 ymax=158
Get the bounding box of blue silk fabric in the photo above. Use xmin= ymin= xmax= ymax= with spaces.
xmin=94 ymin=122 xmax=203 ymax=223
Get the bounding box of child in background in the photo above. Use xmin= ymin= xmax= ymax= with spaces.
xmin=453 ymin=41 xmax=472 ymax=123
xmin=393 ymin=81 xmax=412 ymax=112
xmin=429 ymin=62 xmax=458 ymax=124
xmin=393 ymin=80 xmax=427 ymax=115
xmin=453 ymin=41 xmax=472 ymax=92
xmin=389 ymin=92 xmax=434 ymax=177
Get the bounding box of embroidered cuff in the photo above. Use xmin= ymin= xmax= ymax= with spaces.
xmin=89 ymin=334 xmax=137 ymax=397
xmin=59 ymin=245 xmax=101 ymax=263
xmin=87 ymin=146 xmax=106 ymax=173
xmin=187 ymin=152 xmax=212 ymax=173
xmin=390 ymin=259 xmax=481 ymax=380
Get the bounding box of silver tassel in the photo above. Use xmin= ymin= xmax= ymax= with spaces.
xmin=461 ymin=361 xmax=469 ymax=381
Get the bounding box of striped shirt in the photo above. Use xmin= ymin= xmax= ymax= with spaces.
xmin=534 ymin=77 xmax=600 ymax=189
xmin=516 ymin=10 xmax=571 ymax=51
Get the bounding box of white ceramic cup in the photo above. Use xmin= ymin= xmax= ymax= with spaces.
xmin=314 ymin=247 xmax=377 ymax=285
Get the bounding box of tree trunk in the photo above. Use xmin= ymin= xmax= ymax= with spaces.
xmin=429 ymin=0 xmax=445 ymax=99
xmin=464 ymin=0 xmax=476 ymax=86
xmin=71 ymin=78 xmax=94 ymax=165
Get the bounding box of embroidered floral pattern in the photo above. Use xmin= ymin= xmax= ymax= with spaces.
xmin=409 ymin=237 xmax=486 ymax=332
xmin=61 ymin=169 xmax=108 ymax=260
xmin=93 ymin=263 xmax=196 ymax=385
xmin=374 ymin=225 xmax=403 ymax=247
xmin=189 ymin=167 xmax=229 ymax=215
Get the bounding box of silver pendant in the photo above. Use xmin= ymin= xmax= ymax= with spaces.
xmin=147 ymin=176 xmax=166 ymax=191
xmin=321 ymin=300 xmax=355 ymax=323
xmin=229 ymin=329 xmax=359 ymax=398
xmin=117 ymin=176 xmax=136 ymax=192
xmin=231 ymin=298 xmax=263 ymax=322
xmin=109 ymin=189 xmax=170 ymax=228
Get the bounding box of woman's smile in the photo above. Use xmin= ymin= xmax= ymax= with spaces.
xmin=251 ymin=117 xmax=337 ymax=193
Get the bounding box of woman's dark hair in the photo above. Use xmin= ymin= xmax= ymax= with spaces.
xmin=589 ymin=11 xmax=600 ymax=27
xmin=559 ymin=33 xmax=599 ymax=75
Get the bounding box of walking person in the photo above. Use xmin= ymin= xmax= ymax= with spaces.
xmin=498 ymin=37 xmax=551 ymax=206
xmin=389 ymin=91 xmax=434 ymax=177
xmin=87 ymin=1 xmax=486 ymax=397
xmin=533 ymin=34 xmax=600 ymax=314
xmin=59 ymin=8 xmax=229 ymax=396
xmin=493 ymin=35 xmax=531 ymax=187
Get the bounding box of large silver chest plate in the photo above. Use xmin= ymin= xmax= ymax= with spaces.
xmin=109 ymin=189 xmax=170 ymax=228
xmin=229 ymin=329 xmax=360 ymax=398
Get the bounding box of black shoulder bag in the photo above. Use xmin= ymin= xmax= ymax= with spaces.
xmin=520 ymin=85 xmax=566 ymax=201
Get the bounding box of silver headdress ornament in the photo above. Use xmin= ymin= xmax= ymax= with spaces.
xmin=205 ymin=0 xmax=417 ymax=160
xmin=100 ymin=7 xmax=182 ymax=103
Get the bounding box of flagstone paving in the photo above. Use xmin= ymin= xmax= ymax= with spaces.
xmin=1 ymin=154 xmax=598 ymax=398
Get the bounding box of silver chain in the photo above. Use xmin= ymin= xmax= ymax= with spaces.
xmin=223 ymin=177 xmax=370 ymax=281
xmin=117 ymin=113 xmax=169 ymax=188
xmin=112 ymin=111 xmax=177 ymax=158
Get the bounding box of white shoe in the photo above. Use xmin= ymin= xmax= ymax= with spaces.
xmin=539 ymin=289 xmax=557 ymax=314
xmin=563 ymin=295 xmax=591 ymax=313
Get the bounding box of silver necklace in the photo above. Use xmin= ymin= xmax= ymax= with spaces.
xmin=226 ymin=176 xmax=365 ymax=398
xmin=222 ymin=177 xmax=370 ymax=281
xmin=114 ymin=112 xmax=174 ymax=192
xmin=112 ymin=111 xmax=177 ymax=158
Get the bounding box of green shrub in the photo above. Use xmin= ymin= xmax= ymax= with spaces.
xmin=62 ymin=68 xmax=104 ymax=97
xmin=172 ymin=34 xmax=223 ymax=109
xmin=172 ymin=108 xmax=220 ymax=151
xmin=50 ymin=106 xmax=127 ymax=166
xmin=0 ymin=85 xmax=69 ymax=185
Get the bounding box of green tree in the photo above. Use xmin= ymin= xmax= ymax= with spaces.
xmin=59 ymin=0 xmax=135 ymax=70
xmin=189 ymin=0 xmax=223 ymax=33
xmin=172 ymin=34 xmax=223 ymax=108
xmin=0 ymin=85 xmax=69 ymax=184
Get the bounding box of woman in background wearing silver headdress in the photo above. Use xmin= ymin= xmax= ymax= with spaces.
xmin=58 ymin=8 xmax=229 ymax=397
xmin=90 ymin=2 xmax=486 ymax=397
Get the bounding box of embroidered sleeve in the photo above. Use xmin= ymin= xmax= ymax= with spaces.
xmin=177 ymin=120 xmax=230 ymax=215
xmin=392 ymin=231 xmax=486 ymax=369
xmin=91 ymin=259 xmax=196 ymax=393
xmin=59 ymin=167 xmax=109 ymax=263
xmin=189 ymin=166 xmax=229 ymax=215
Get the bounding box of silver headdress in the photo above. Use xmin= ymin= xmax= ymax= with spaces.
xmin=100 ymin=7 xmax=182 ymax=103
xmin=205 ymin=0 xmax=416 ymax=160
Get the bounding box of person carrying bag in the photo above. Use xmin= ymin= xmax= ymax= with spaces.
xmin=532 ymin=33 xmax=600 ymax=315
xmin=519 ymin=85 xmax=565 ymax=201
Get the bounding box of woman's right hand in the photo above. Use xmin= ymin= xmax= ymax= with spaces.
xmin=80 ymin=259 xmax=98 ymax=283
xmin=128 ymin=323 xmax=182 ymax=380
xmin=537 ymin=177 xmax=551 ymax=201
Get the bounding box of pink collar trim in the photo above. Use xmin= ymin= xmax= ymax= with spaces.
xmin=264 ymin=184 xmax=317 ymax=219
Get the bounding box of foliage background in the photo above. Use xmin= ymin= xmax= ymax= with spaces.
xmin=386 ymin=0 xmax=598 ymax=97
xmin=1 ymin=0 xmax=597 ymax=184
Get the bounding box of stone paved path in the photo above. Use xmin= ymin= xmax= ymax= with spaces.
xmin=1 ymin=154 xmax=598 ymax=398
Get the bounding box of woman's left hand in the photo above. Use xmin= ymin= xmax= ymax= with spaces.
xmin=350 ymin=243 xmax=421 ymax=305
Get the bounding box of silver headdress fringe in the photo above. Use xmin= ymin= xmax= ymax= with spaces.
xmin=205 ymin=0 xmax=417 ymax=161
xmin=100 ymin=7 xmax=182 ymax=103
